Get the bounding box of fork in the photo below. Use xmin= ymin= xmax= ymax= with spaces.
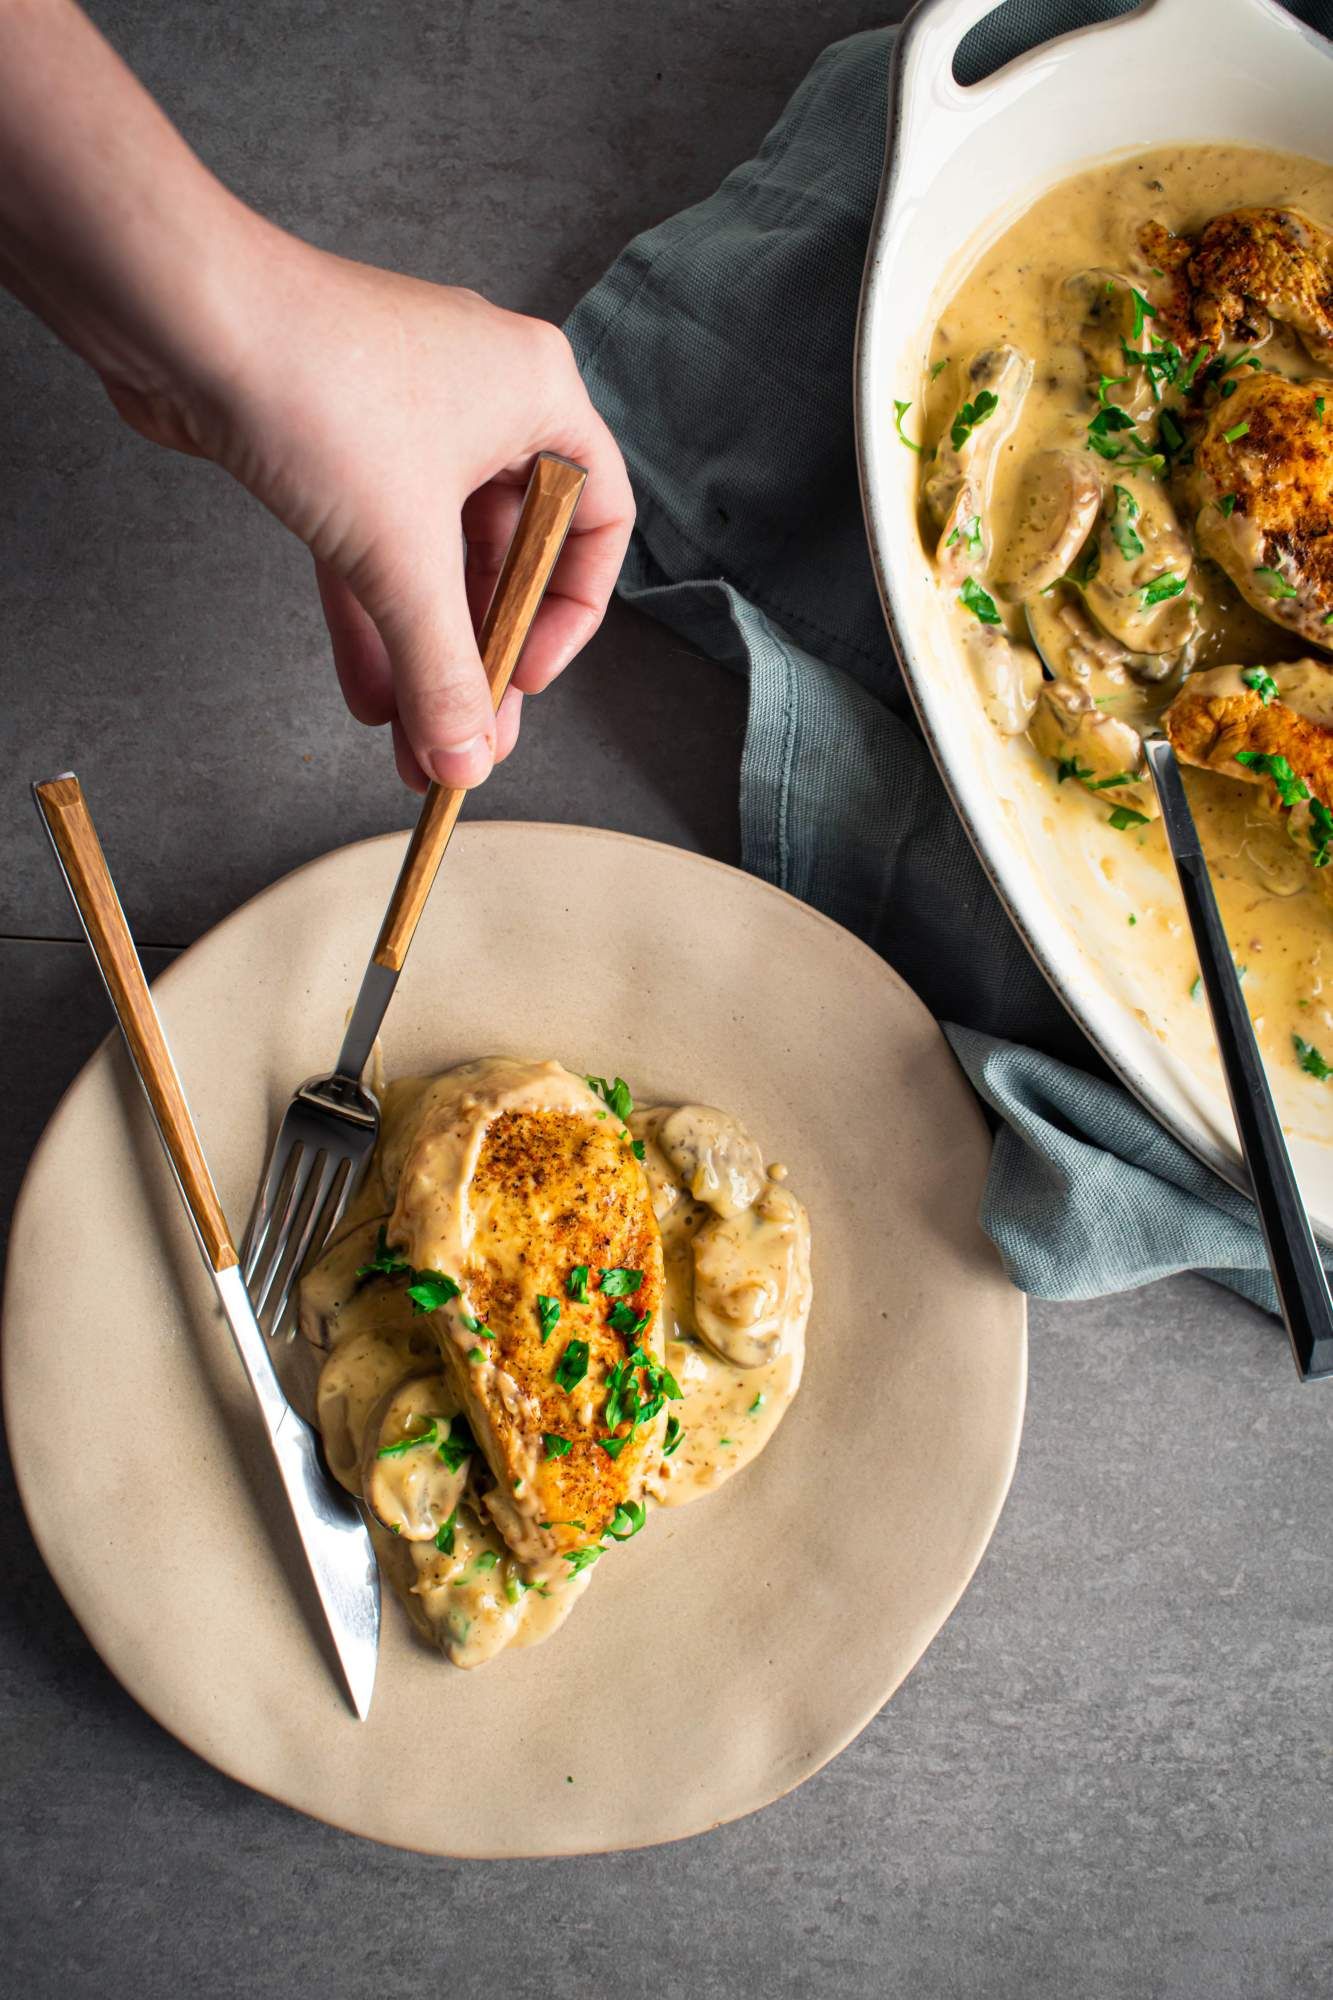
xmin=242 ymin=451 xmax=587 ymax=1335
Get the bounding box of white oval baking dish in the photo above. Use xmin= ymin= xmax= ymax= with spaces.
xmin=856 ymin=0 xmax=1333 ymax=1233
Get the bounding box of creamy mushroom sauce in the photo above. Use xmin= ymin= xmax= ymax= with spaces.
xmin=915 ymin=145 xmax=1333 ymax=1089
xmin=299 ymin=1062 xmax=811 ymax=1670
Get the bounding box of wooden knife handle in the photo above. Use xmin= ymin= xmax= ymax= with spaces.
xmin=372 ymin=450 xmax=587 ymax=972
xmin=34 ymin=774 xmax=237 ymax=1272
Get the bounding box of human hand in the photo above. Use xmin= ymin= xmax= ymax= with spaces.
xmin=114 ymin=230 xmax=634 ymax=792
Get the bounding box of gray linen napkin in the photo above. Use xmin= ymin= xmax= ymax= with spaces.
xmin=565 ymin=3 xmax=1333 ymax=1315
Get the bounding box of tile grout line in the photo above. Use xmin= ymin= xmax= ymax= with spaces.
xmin=0 ymin=929 xmax=187 ymax=951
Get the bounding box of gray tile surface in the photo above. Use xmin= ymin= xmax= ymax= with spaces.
xmin=2 ymin=5 xmax=1331 ymax=1997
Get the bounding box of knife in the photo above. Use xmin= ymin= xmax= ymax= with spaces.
xmin=33 ymin=772 xmax=381 ymax=1717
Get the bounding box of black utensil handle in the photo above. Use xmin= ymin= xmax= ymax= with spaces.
xmin=1146 ymin=740 xmax=1333 ymax=1381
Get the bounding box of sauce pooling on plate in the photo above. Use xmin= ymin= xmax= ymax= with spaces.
xmin=912 ymin=144 xmax=1333 ymax=1103
xmin=299 ymin=1060 xmax=812 ymax=1669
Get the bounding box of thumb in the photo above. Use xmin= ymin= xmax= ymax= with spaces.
xmin=365 ymin=533 xmax=496 ymax=790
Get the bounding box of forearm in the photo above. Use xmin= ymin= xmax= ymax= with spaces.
xmin=0 ymin=0 xmax=262 ymax=427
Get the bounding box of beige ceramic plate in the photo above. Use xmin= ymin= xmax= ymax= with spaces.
xmin=5 ymin=824 xmax=1024 ymax=1856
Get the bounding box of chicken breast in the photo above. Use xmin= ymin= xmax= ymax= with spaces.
xmin=924 ymin=344 xmax=1033 ymax=534
xmin=1189 ymin=374 xmax=1333 ymax=649
xmin=1164 ymin=659 xmax=1333 ymax=796
xmin=382 ymin=1059 xmax=667 ymax=1564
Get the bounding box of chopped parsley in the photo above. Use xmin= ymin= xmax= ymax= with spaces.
xmin=1215 ymin=493 xmax=1237 ymax=518
xmin=958 ymin=576 xmax=1001 ymax=625
xmin=749 ymin=1392 xmax=767 ymax=1414
xmin=945 ymin=513 xmax=984 ymax=557
xmin=554 ymin=1339 xmax=591 ymax=1392
xmin=405 ymin=1268 xmax=461 ymax=1314
xmin=894 ymin=399 xmax=923 ymax=453
xmin=536 ymin=1294 xmax=561 ymax=1344
xmin=474 ymin=1551 xmax=499 ymax=1572
xmin=598 ymin=1433 xmax=630 ymax=1460
xmin=1294 ymin=1035 xmax=1333 ymax=1081
xmin=663 ymin=1415 xmax=684 ymax=1457
xmin=631 ymin=1139 xmax=646 ymax=1161
xmin=565 ymin=1264 xmax=591 ymax=1303
xmin=459 ymin=1312 xmax=494 ymax=1340
xmin=505 ymin=1575 xmax=529 ymax=1605
xmin=1108 ymin=806 xmax=1151 ymax=831
xmin=606 ymin=1501 xmax=646 ymax=1541
xmin=436 ymin=1415 xmax=475 ymax=1474
xmin=1317 ymin=396 xmax=1327 ymax=420
xmin=356 ymin=1225 xmax=412 ymax=1280
xmin=587 ymin=1074 xmax=634 ymax=1122
xmin=1097 ymin=372 xmax=1130 ymax=406
xmin=377 ymin=1420 xmax=438 ymax=1458
xmin=607 ymin=1301 xmax=652 ymax=1338
xmin=1234 ymin=750 xmax=1310 ymax=808
xmin=1309 ymin=798 xmax=1333 ymax=868
xmin=563 ymin=1545 xmax=602 ymax=1574
xmin=1128 ymin=287 xmax=1157 ymax=340
xmin=434 ymin=1507 xmax=458 ymax=1555
xmin=1108 ymin=484 xmax=1144 ymax=561
xmin=1253 ymin=566 xmax=1299 ymax=600
xmin=1177 ymin=343 xmax=1211 ymax=391
xmin=1056 ymin=757 xmax=1093 ymax=785
xmin=1222 ymin=420 xmax=1250 ymax=443
xmin=467 ymin=1346 xmax=486 ymax=1365
xmin=949 ymin=388 xmax=999 ymax=452
xmin=598 ymin=1268 xmax=643 ymax=1297
xmin=1140 ymin=571 xmax=1186 ymax=607
xmin=543 ymin=1432 xmax=573 ymax=1459
xmin=1121 ymin=332 xmax=1181 ymax=401
xmin=1239 ymin=667 xmax=1280 ymax=705
xmin=930 ymin=357 xmax=948 ymax=380
xmin=1088 ymin=404 xmax=1134 ymax=455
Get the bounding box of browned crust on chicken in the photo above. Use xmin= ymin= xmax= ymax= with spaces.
xmin=1188 ymin=208 xmax=1333 ymax=362
xmin=1191 ymin=373 xmax=1333 ymax=626
xmin=1165 ymin=682 xmax=1333 ymax=801
xmin=459 ymin=1108 xmax=665 ymax=1549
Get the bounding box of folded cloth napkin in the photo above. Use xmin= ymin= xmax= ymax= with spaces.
xmin=565 ymin=1 xmax=1333 ymax=1317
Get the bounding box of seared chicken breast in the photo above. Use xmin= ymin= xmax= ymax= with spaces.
xmin=1189 ymin=373 xmax=1333 ymax=649
xmin=382 ymin=1060 xmax=666 ymax=1563
xmin=1189 ymin=207 xmax=1333 ymax=365
xmin=1164 ymin=658 xmax=1333 ymax=797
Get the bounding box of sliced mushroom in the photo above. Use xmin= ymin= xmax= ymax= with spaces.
xmin=924 ymin=345 xmax=1033 ymax=530
xmin=961 ymin=618 xmax=1043 ymax=735
xmin=1025 ymin=585 xmax=1185 ymax=698
xmin=936 ymin=481 xmax=986 ymax=586
xmin=993 ymin=450 xmax=1104 ymax=601
xmin=361 ymin=1371 xmax=469 ymax=1540
xmin=1059 ymin=270 xmax=1157 ymax=418
xmin=315 ymin=1324 xmax=438 ymax=1492
xmin=1084 ymin=473 xmax=1198 ymax=655
xmin=1027 ymin=680 xmax=1157 ymax=817
xmin=693 ymin=1183 xmax=812 ymax=1370
xmin=656 ymin=1105 xmax=766 ymax=1220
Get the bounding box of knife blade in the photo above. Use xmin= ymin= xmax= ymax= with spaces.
xmin=33 ymin=772 xmax=381 ymax=1716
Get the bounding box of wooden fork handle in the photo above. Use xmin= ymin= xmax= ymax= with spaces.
xmin=33 ymin=774 xmax=237 ymax=1272
xmin=372 ymin=450 xmax=587 ymax=972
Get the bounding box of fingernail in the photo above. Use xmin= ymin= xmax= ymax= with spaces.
xmin=425 ymin=736 xmax=492 ymax=788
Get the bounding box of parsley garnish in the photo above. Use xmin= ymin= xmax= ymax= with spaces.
xmin=459 ymin=1312 xmax=493 ymax=1339
xmin=563 ymin=1545 xmax=602 ymax=1574
xmin=356 ymin=1225 xmax=412 ymax=1280
xmin=566 ymin=1264 xmax=590 ymax=1303
xmin=554 ymin=1339 xmax=590 ymax=1392
xmin=749 ymin=1392 xmax=767 ymax=1414
xmin=606 ymin=1501 xmax=646 ymax=1542
xmin=1222 ymin=420 xmax=1250 ymax=443
xmin=1318 ymin=396 xmax=1327 ymax=420
xmin=1294 ymin=1035 xmax=1333 ymax=1081
xmin=663 ymin=1415 xmax=684 ymax=1458
xmin=1056 ymin=757 xmax=1093 ymax=785
xmin=930 ymin=358 xmax=948 ymax=380
xmin=894 ymin=399 xmax=923 ymax=453
xmin=1177 ymin=343 xmax=1211 ymax=391
xmin=467 ymin=1346 xmax=485 ymax=1365
xmin=1108 ymin=484 xmax=1144 ymax=561
xmin=599 ymin=1268 xmax=643 ymax=1297
xmin=946 ymin=514 xmax=984 ymax=557
xmin=474 ymin=1551 xmax=499 ymax=1572
xmin=434 ymin=1507 xmax=457 ymax=1555
xmin=406 ymin=1268 xmax=461 ymax=1314
xmin=1253 ymin=566 xmax=1298 ymax=600
xmin=536 ymin=1294 xmax=560 ymax=1344
xmin=949 ymin=388 xmax=999 ymax=452
xmin=1129 ymin=287 xmax=1157 ymax=340
xmin=1097 ymin=372 xmax=1129 ymax=405
xmin=436 ymin=1415 xmax=475 ymax=1473
xmin=598 ymin=1434 xmax=630 ymax=1460
xmin=1310 ymin=798 xmax=1333 ymax=868
xmin=1240 ymin=667 xmax=1279 ymax=705
xmin=377 ymin=1420 xmax=438 ymax=1459
xmin=1216 ymin=493 xmax=1237 ymax=517
xmin=587 ymin=1074 xmax=634 ymax=1122
xmin=959 ymin=576 xmax=1001 ymax=625
xmin=543 ymin=1432 xmax=572 ymax=1459
xmin=1108 ymin=806 xmax=1151 ymax=831
xmin=1234 ymin=750 xmax=1310 ymax=807
xmin=1140 ymin=572 xmax=1186 ymax=607
xmin=607 ymin=1301 xmax=652 ymax=1338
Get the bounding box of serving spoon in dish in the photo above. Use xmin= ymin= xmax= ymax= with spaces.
xmin=1144 ymin=737 xmax=1333 ymax=1382
xmin=241 ymin=452 xmax=587 ymax=1338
